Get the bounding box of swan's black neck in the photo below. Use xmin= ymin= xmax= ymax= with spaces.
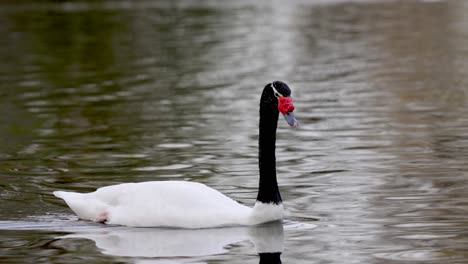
xmin=259 ymin=252 xmax=282 ymax=264
xmin=256 ymin=85 xmax=282 ymax=204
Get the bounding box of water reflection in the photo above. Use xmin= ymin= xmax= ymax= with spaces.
xmin=64 ymin=222 xmax=283 ymax=260
xmin=0 ymin=220 xmax=283 ymax=262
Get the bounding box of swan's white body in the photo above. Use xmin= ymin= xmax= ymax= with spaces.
xmin=53 ymin=181 xmax=283 ymax=228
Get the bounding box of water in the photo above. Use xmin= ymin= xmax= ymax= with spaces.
xmin=2 ymin=0 xmax=468 ymax=263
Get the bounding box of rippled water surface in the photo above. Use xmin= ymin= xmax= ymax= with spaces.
xmin=2 ymin=0 xmax=468 ymax=263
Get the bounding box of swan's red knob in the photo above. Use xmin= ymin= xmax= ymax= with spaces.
xmin=278 ymin=97 xmax=295 ymax=115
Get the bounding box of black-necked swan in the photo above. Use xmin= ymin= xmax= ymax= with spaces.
xmin=53 ymin=81 xmax=298 ymax=228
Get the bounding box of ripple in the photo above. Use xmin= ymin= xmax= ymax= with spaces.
xmin=283 ymin=220 xmax=318 ymax=230
xmin=374 ymin=249 xmax=443 ymax=262
xmin=75 ymin=159 xmax=139 ymax=168
xmin=398 ymin=234 xmax=457 ymax=240
xmin=158 ymin=143 xmax=194 ymax=149
xmin=134 ymin=164 xmax=194 ymax=171
xmin=110 ymin=154 xmax=148 ymax=159
xmin=394 ymin=222 xmax=455 ymax=228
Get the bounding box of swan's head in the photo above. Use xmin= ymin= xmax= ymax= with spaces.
xmin=270 ymin=81 xmax=299 ymax=128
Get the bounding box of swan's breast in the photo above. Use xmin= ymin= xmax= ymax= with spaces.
xmin=248 ymin=202 xmax=284 ymax=225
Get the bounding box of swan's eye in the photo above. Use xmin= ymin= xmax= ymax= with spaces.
xmin=274 ymin=92 xmax=280 ymax=98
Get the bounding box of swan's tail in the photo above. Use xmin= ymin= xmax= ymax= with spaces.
xmin=53 ymin=190 xmax=76 ymax=200
xmin=53 ymin=191 xmax=106 ymax=222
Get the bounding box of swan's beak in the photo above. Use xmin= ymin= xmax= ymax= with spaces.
xmin=283 ymin=112 xmax=299 ymax=128
xmin=278 ymin=96 xmax=298 ymax=128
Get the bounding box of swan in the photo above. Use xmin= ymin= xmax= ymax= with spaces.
xmin=53 ymin=81 xmax=298 ymax=228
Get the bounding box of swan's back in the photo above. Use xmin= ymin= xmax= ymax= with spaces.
xmin=54 ymin=181 xmax=253 ymax=228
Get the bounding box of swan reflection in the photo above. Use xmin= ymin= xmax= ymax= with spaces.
xmin=61 ymin=221 xmax=284 ymax=261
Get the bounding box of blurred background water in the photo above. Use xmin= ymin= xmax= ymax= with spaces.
xmin=2 ymin=0 xmax=468 ymax=263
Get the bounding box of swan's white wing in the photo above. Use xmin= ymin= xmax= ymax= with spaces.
xmin=54 ymin=181 xmax=252 ymax=228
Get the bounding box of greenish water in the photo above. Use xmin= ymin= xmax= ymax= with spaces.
xmin=2 ymin=0 xmax=468 ymax=263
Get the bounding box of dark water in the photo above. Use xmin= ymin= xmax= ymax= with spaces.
xmin=2 ymin=0 xmax=468 ymax=263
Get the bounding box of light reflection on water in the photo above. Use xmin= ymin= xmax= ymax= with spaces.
xmin=2 ymin=0 xmax=468 ymax=263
